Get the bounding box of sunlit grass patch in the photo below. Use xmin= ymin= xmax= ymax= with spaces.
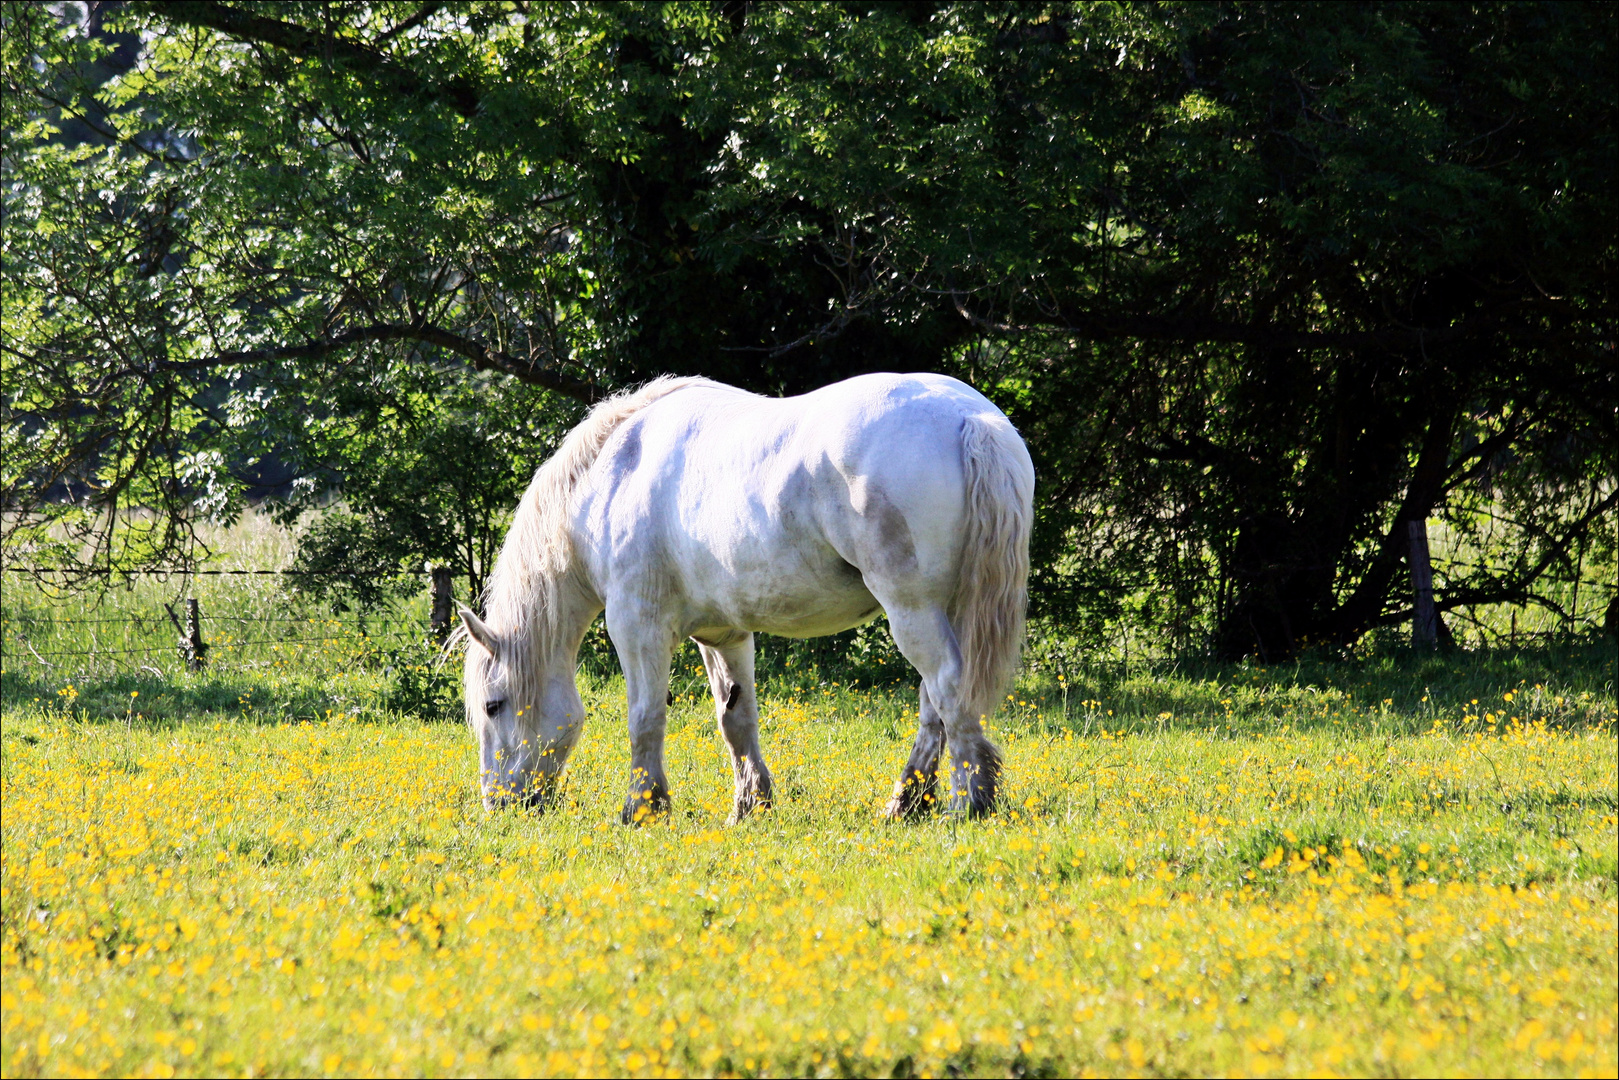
xmin=4 ymin=560 xmax=1616 ymax=1077
xmin=2 ymin=637 xmax=1615 ymax=1077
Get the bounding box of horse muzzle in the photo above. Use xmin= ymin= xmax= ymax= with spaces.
xmin=480 ymin=767 xmax=557 ymax=812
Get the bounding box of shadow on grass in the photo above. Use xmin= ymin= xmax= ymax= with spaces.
xmin=1 ymin=666 xmax=392 ymax=727
xmin=1014 ymin=637 xmax=1618 ymax=736
xmin=5 ymin=634 xmax=1612 ymax=736
xmin=1 ymin=631 xmax=468 ymax=727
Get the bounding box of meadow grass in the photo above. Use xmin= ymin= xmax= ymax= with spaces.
xmin=2 ymin=570 xmax=1616 ymax=1078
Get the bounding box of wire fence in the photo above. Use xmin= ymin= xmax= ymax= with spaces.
xmin=1 ymin=565 xmax=453 ymax=676
xmin=1 ymin=567 xmax=395 ymax=576
xmin=2 ymin=558 xmax=1612 ymax=679
xmin=11 ymin=631 xmax=423 ymax=662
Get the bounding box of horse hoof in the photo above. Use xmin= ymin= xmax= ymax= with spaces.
xmin=620 ymin=791 xmax=670 ymax=826
xmin=884 ymin=797 xmax=932 ymax=820
xmin=945 ymin=794 xmax=995 ymax=819
xmin=729 ymin=790 xmax=773 ymax=823
xmin=884 ymin=780 xmax=941 ymax=819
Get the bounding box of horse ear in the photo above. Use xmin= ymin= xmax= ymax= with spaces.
xmin=457 ymin=604 xmax=499 ymax=656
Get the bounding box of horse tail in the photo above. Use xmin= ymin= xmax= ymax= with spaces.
xmin=950 ymin=412 xmax=1035 ymax=720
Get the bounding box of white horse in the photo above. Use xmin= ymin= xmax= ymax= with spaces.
xmin=455 ymin=372 xmax=1034 ymax=822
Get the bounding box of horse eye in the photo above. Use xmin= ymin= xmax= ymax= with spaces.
xmin=485 ymin=698 xmax=506 ymax=716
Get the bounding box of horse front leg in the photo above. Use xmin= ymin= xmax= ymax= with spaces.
xmin=610 ymin=614 xmax=674 ymax=825
xmin=885 ymin=679 xmax=945 ymax=818
xmin=698 ymin=635 xmax=774 ymax=821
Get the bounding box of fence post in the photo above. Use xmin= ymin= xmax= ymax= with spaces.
xmin=183 ymin=598 xmax=207 ymax=670
xmin=1408 ymin=518 xmax=1437 ymax=651
xmin=428 ymin=564 xmax=455 ymax=643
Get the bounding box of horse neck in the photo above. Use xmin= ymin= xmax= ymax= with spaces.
xmin=519 ymin=566 xmax=600 ymax=680
xmin=487 ymin=498 xmax=600 ymax=680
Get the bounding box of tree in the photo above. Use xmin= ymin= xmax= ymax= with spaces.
xmin=3 ymin=2 xmax=1613 ymax=651
xmin=281 ymin=368 xmax=571 ymax=612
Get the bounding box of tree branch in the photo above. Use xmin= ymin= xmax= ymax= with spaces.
xmin=137 ymin=1 xmax=480 ymax=119
xmin=376 ymin=3 xmax=443 ymax=43
xmin=954 ymin=296 xmax=1593 ymax=354
xmin=1442 ymin=417 xmax=1534 ymax=487
xmin=1323 ymin=404 xmax=1458 ymax=641
xmin=92 ymin=323 xmax=599 ymax=402
xmin=1359 ymin=488 xmax=1619 ymax=631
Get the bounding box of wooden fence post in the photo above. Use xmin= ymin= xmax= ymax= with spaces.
xmin=428 ymin=564 xmax=454 ymax=643
xmin=164 ymin=599 xmax=206 ymax=670
xmin=164 ymin=597 xmax=209 ymax=670
xmin=1408 ymin=518 xmax=1438 ymax=651
xmin=185 ymin=598 xmax=208 ymax=670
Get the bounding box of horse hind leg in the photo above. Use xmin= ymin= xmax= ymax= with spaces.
xmin=951 ymin=725 xmax=1001 ymax=817
xmin=698 ymin=635 xmax=774 ymax=821
xmin=885 ymin=680 xmax=945 ymax=818
xmin=880 ymin=603 xmax=1001 ymax=817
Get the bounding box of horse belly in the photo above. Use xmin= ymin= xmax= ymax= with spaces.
xmin=741 ymin=578 xmax=881 ymax=639
xmin=691 ymin=539 xmax=881 ymax=640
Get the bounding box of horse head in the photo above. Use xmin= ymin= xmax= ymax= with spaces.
xmin=458 ymin=604 xmax=582 ymax=810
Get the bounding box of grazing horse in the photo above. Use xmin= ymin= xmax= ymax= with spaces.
xmin=456 ymin=372 xmax=1034 ymax=822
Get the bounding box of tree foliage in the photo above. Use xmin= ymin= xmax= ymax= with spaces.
xmin=3 ymin=1 xmax=1613 ymax=654
xmin=280 ymin=369 xmax=569 ymax=613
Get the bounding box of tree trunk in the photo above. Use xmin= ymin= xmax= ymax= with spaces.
xmin=1212 ymin=514 xmax=1293 ymax=662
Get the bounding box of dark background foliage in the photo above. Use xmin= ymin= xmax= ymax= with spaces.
xmin=3 ymin=1 xmax=1613 ymax=658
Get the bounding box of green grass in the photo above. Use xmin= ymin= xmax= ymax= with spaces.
xmin=2 ymin=568 xmax=1616 ymax=1078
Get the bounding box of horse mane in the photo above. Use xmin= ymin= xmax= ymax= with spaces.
xmin=478 ymin=375 xmax=717 ymax=658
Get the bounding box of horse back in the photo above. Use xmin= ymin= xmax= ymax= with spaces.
xmin=576 ymin=373 xmax=1026 ymax=633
